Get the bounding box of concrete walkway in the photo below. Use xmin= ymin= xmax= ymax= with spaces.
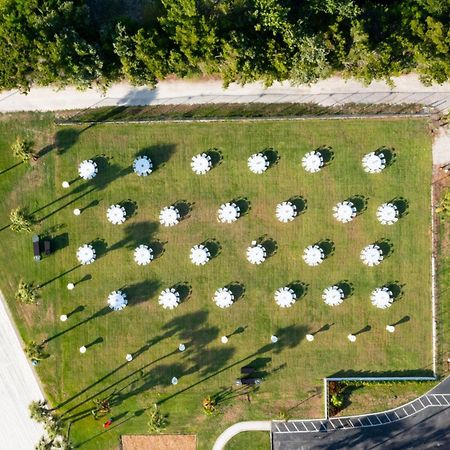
xmin=433 ymin=127 xmax=450 ymax=166
xmin=212 ymin=420 xmax=271 ymax=450
xmin=0 ymin=293 xmax=44 ymax=449
xmin=0 ymin=74 xmax=450 ymax=112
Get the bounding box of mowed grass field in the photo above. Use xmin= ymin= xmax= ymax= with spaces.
xmin=0 ymin=115 xmax=432 ymax=449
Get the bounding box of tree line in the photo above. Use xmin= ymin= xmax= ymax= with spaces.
xmin=0 ymin=0 xmax=448 ymax=92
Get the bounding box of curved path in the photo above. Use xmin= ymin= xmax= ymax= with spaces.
xmin=212 ymin=420 xmax=271 ymax=450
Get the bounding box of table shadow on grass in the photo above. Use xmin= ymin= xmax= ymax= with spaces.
xmin=135 ymin=144 xmax=177 ymax=172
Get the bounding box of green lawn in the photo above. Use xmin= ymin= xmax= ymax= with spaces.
xmin=0 ymin=115 xmax=433 ymax=449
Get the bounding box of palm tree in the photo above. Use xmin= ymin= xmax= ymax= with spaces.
xmin=52 ymin=436 xmax=73 ymax=450
xmin=15 ymin=281 xmax=38 ymax=304
xmin=29 ymin=400 xmax=49 ymax=422
xmin=9 ymin=207 xmax=34 ymax=232
xmin=43 ymin=415 xmax=63 ymax=439
xmin=24 ymin=340 xmax=49 ymax=361
xmin=11 ymin=137 xmax=36 ymax=162
xmin=436 ymin=191 xmax=450 ymax=219
xmin=35 ymin=436 xmax=53 ymax=450
xmin=202 ymin=395 xmax=217 ymax=415
xmin=147 ymin=404 xmax=168 ymax=433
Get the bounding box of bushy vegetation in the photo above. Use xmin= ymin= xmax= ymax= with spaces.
xmin=0 ymin=0 xmax=448 ymax=91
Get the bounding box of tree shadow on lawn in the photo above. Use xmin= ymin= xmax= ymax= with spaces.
xmin=54 ymin=128 xmax=84 ymax=155
xmin=57 ymin=312 xmax=211 ymax=412
xmin=156 ymin=338 xmax=289 ymax=406
xmin=185 ymin=347 xmax=236 ymax=378
xmin=58 ymin=342 xmax=179 ymax=416
xmin=63 ymin=357 xmax=183 ymax=424
xmin=124 ymin=279 xmax=161 ymax=306
xmin=107 ymin=221 xmax=159 ymax=252
xmin=272 ymin=325 xmax=310 ymax=354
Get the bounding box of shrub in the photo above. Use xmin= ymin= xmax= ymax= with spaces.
xmin=9 ymin=208 xmax=34 ymax=232
xmin=11 ymin=137 xmax=36 ymax=162
xmin=15 ymin=281 xmax=38 ymax=304
xmin=148 ymin=404 xmax=168 ymax=433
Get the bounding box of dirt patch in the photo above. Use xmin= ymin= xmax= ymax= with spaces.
xmin=222 ymin=401 xmax=246 ymax=423
xmin=121 ymin=434 xmax=197 ymax=450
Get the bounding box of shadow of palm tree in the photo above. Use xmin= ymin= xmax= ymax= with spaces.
xmin=43 ymin=306 xmax=111 ymax=344
xmin=192 ymin=347 xmax=237 ymax=378
xmin=80 ymin=199 xmax=101 ymax=212
xmin=273 ymin=325 xmax=309 ymax=353
xmin=135 ymin=144 xmax=177 ymax=171
xmin=0 ymin=160 xmax=24 ymax=175
xmin=55 ymin=128 xmax=82 ymax=155
xmin=38 ymin=264 xmax=81 ymax=288
xmin=162 ymin=312 xmax=209 ymax=342
xmin=108 ymin=221 xmax=159 ymax=252
xmin=124 ymin=280 xmax=161 ymax=305
xmin=89 ymin=155 xmax=133 ymax=191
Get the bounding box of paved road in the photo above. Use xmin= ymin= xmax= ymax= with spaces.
xmin=0 ymin=293 xmax=44 ymax=449
xmin=0 ymin=75 xmax=450 ymax=112
xmin=272 ymin=378 xmax=450 ymax=449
